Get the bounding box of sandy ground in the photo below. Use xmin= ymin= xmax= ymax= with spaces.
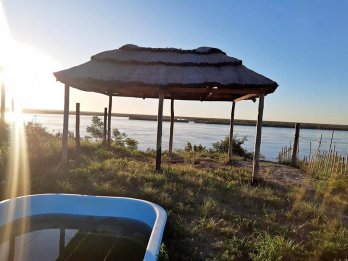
xmin=239 ymin=160 xmax=313 ymax=189
xmin=184 ymin=158 xmax=313 ymax=189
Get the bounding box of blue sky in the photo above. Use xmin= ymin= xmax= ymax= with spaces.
xmin=2 ymin=0 xmax=348 ymax=124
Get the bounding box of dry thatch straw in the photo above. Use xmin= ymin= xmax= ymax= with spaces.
xmin=54 ymin=44 xmax=278 ymax=101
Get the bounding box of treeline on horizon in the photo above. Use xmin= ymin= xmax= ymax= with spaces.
xmin=21 ymin=108 xmax=348 ymax=131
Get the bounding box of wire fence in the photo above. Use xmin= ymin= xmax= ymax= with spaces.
xmin=277 ymin=129 xmax=348 ymax=175
xmin=303 ymin=149 xmax=348 ymax=176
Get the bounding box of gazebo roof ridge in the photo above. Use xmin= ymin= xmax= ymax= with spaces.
xmin=91 ymin=44 xmax=242 ymax=66
xmin=118 ymin=44 xmax=227 ymax=55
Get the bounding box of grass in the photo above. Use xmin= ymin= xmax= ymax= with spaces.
xmin=0 ymin=123 xmax=347 ymax=260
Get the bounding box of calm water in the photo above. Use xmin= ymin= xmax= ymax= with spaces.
xmin=0 ymin=214 xmax=151 ymax=261
xmin=23 ymin=114 xmax=348 ymax=161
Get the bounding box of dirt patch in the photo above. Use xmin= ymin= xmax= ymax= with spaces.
xmin=166 ymin=157 xmax=313 ymax=190
xmin=238 ymin=160 xmax=313 ymax=190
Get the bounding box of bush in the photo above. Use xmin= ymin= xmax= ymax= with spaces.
xmin=25 ymin=122 xmax=61 ymax=163
xmin=0 ymin=121 xmax=9 ymax=147
xmin=0 ymin=122 xmax=9 ymax=174
xmin=184 ymin=142 xmax=206 ymax=152
xmin=86 ymin=116 xmax=104 ymax=140
xmin=212 ymin=136 xmax=252 ymax=159
xmin=113 ymin=128 xmax=126 ymax=147
xmin=184 ymin=142 xmax=193 ymax=151
xmin=113 ymin=128 xmax=138 ymax=150
xmin=124 ymin=137 xmax=138 ymax=150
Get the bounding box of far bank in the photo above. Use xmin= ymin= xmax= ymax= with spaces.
xmin=21 ymin=108 xmax=348 ymax=131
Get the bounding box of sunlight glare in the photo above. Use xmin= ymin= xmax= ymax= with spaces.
xmin=0 ymin=3 xmax=31 ymax=256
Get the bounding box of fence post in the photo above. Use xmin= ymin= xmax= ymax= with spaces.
xmin=103 ymin=107 xmax=107 ymax=146
xmin=75 ymin=103 xmax=80 ymax=152
xmin=292 ymin=123 xmax=300 ymax=165
xmin=107 ymin=95 xmax=112 ymax=147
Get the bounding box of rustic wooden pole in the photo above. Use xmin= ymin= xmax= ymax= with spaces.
xmin=252 ymin=94 xmax=264 ymax=184
xmin=103 ymin=107 xmax=107 ymax=146
xmin=168 ymin=99 xmax=174 ymax=158
xmin=62 ymin=84 xmax=70 ymax=162
xmin=107 ymin=95 xmax=112 ymax=147
xmin=316 ymin=134 xmax=323 ymax=160
xmin=1 ymin=81 xmax=5 ymax=122
xmin=75 ymin=103 xmax=80 ymax=151
xmin=292 ymin=123 xmax=300 ymax=165
xmin=155 ymin=90 xmax=164 ymax=171
xmin=228 ymin=101 xmax=236 ymax=162
xmin=329 ymin=130 xmax=335 ymax=152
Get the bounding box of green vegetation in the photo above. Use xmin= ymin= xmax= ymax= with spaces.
xmin=86 ymin=116 xmax=138 ymax=150
xmin=184 ymin=136 xmax=252 ymax=160
xmin=0 ymin=120 xmax=347 ymax=260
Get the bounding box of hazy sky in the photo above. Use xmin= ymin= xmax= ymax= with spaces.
xmin=2 ymin=0 xmax=348 ymax=124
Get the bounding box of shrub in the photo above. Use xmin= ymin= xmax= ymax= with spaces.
xmin=184 ymin=142 xmax=206 ymax=152
xmin=0 ymin=121 xmax=9 ymax=147
xmin=212 ymin=136 xmax=252 ymax=159
xmin=185 ymin=142 xmax=192 ymax=151
xmin=113 ymin=128 xmax=126 ymax=147
xmin=124 ymin=137 xmax=138 ymax=150
xmin=113 ymin=128 xmax=138 ymax=150
xmin=86 ymin=116 xmax=104 ymax=140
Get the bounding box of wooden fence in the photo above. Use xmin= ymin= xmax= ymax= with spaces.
xmin=277 ymin=146 xmax=293 ymax=163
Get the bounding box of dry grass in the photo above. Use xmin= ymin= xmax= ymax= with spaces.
xmin=0 ymin=123 xmax=347 ymax=260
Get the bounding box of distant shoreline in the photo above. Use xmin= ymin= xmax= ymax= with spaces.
xmin=22 ymin=108 xmax=348 ymax=131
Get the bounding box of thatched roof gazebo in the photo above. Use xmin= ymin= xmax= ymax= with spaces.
xmin=54 ymin=44 xmax=278 ymax=183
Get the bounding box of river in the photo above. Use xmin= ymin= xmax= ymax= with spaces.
xmin=22 ymin=114 xmax=348 ymax=162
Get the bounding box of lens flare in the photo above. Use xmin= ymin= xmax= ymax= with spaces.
xmin=0 ymin=2 xmax=31 ymax=258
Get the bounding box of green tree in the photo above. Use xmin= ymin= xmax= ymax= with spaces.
xmin=112 ymin=128 xmax=126 ymax=147
xmin=125 ymin=137 xmax=138 ymax=150
xmin=86 ymin=116 xmax=104 ymax=140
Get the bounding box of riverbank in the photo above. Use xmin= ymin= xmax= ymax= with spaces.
xmin=22 ymin=108 xmax=348 ymax=131
xmin=0 ymin=123 xmax=347 ymax=259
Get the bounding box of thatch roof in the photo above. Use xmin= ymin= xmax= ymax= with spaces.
xmin=54 ymin=44 xmax=278 ymax=101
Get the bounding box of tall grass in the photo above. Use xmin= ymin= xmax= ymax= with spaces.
xmin=0 ymin=122 xmax=347 ymax=260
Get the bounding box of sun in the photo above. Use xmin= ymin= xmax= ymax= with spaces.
xmin=0 ymin=4 xmax=62 ymax=112
xmin=1 ymin=41 xmax=62 ymax=111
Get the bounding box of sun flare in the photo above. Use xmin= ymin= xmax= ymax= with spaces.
xmin=0 ymin=3 xmax=61 ymax=113
xmin=1 ymin=41 xmax=62 ymax=112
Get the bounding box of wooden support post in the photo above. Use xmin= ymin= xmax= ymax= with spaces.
xmin=62 ymin=84 xmax=70 ymax=162
xmin=252 ymin=94 xmax=264 ymax=184
xmin=228 ymin=101 xmax=236 ymax=162
xmin=1 ymin=81 xmax=5 ymax=122
xmin=168 ymin=99 xmax=174 ymax=158
xmin=103 ymin=107 xmax=107 ymax=146
xmin=155 ymin=90 xmax=164 ymax=171
xmin=292 ymin=123 xmax=300 ymax=165
xmin=75 ymin=103 xmax=80 ymax=152
xmin=107 ymin=95 xmax=112 ymax=147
